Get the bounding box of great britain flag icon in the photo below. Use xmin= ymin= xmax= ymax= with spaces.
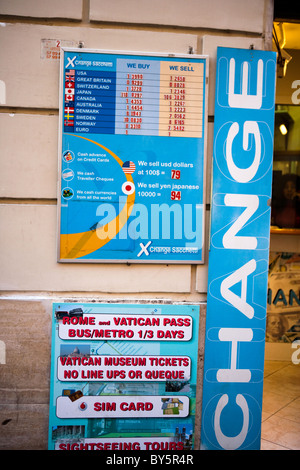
xmin=122 ymin=161 xmax=136 ymax=174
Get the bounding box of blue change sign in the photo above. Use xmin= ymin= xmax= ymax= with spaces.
xmin=201 ymin=47 xmax=276 ymax=450
xmin=58 ymin=49 xmax=208 ymax=263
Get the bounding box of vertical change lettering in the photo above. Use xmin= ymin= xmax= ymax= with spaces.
xmin=201 ymin=48 xmax=276 ymax=450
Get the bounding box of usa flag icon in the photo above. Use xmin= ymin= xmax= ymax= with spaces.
xmin=122 ymin=161 xmax=136 ymax=174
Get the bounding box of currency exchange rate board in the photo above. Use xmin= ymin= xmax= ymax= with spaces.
xmin=58 ymin=49 xmax=208 ymax=263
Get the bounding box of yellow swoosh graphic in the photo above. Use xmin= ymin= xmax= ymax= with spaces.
xmin=60 ymin=135 xmax=135 ymax=259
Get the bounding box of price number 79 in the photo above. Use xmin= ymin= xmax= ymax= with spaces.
xmin=171 ymin=169 xmax=181 ymax=180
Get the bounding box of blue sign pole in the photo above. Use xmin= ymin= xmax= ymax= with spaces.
xmin=201 ymin=47 xmax=276 ymax=450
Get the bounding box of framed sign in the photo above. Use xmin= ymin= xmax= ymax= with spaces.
xmin=48 ymin=302 xmax=200 ymax=451
xmin=57 ymin=49 xmax=208 ymax=263
xmin=201 ymin=47 xmax=276 ymax=450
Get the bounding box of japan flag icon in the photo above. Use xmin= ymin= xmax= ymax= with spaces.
xmin=65 ymin=88 xmax=74 ymax=95
xmin=122 ymin=181 xmax=135 ymax=195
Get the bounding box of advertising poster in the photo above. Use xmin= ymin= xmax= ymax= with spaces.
xmin=48 ymin=303 xmax=200 ymax=451
xmin=58 ymin=49 xmax=208 ymax=263
xmin=201 ymin=47 xmax=276 ymax=450
xmin=267 ymin=252 xmax=300 ymax=343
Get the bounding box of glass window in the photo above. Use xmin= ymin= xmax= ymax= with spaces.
xmin=271 ymin=105 xmax=300 ymax=229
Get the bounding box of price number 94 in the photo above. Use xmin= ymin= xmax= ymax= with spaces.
xmin=171 ymin=191 xmax=181 ymax=201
